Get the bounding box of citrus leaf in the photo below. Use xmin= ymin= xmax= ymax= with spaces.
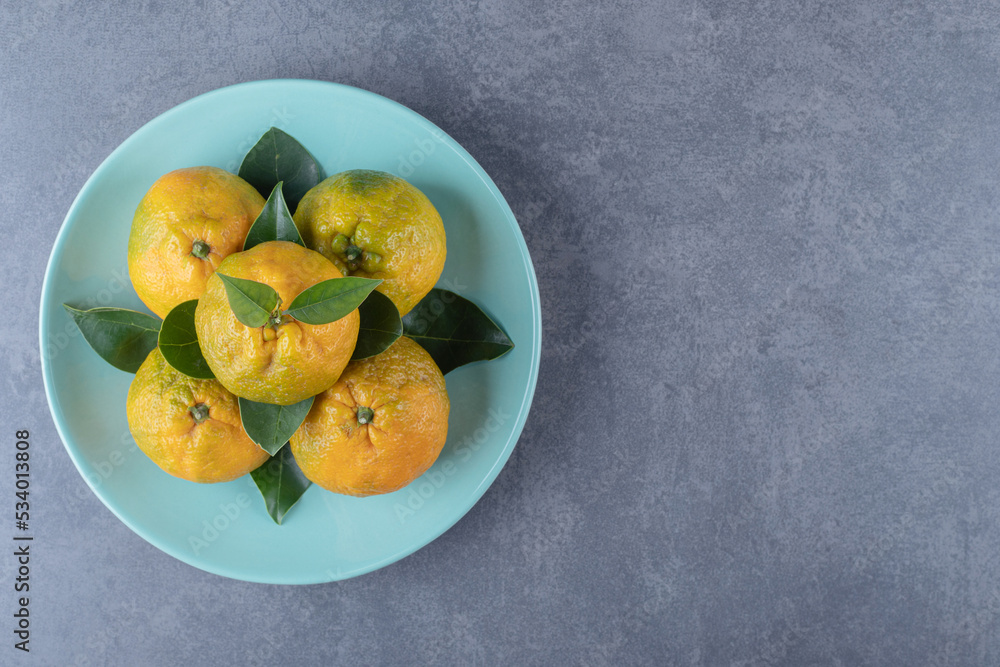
xmin=250 ymin=444 xmax=311 ymax=525
xmin=63 ymin=305 xmax=160 ymax=373
xmin=243 ymin=182 xmax=305 ymax=250
xmin=284 ymin=277 xmax=382 ymax=325
xmin=239 ymin=396 xmax=314 ymax=456
xmin=238 ymin=127 xmax=324 ymax=213
xmin=401 ymin=289 xmax=514 ymax=374
xmin=352 ymin=290 xmax=402 ymax=360
xmin=216 ymin=273 xmax=278 ymax=328
xmin=158 ymin=300 xmax=214 ymax=379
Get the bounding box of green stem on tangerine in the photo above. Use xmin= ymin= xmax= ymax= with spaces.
xmin=191 ymin=240 xmax=211 ymax=259
xmin=265 ymin=297 xmax=287 ymax=329
xmin=267 ymin=304 xmax=292 ymax=329
xmin=356 ymin=406 xmax=374 ymax=425
xmin=189 ymin=403 xmax=210 ymax=424
xmin=344 ymin=245 xmax=363 ymax=261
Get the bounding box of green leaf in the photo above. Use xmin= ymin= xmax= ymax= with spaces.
xmin=238 ymin=396 xmax=314 ymax=456
xmin=243 ymin=182 xmax=305 ymax=251
xmin=216 ymin=273 xmax=279 ymax=328
xmin=284 ymin=277 xmax=382 ymax=325
xmin=401 ymin=289 xmax=515 ymax=374
xmin=352 ymin=290 xmax=402 ymax=360
xmin=250 ymin=444 xmax=312 ymax=525
xmin=238 ymin=127 xmax=324 ymax=213
xmin=63 ymin=305 xmax=160 ymax=373
xmin=158 ymin=300 xmax=214 ymax=379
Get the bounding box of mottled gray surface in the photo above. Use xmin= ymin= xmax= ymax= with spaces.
xmin=3 ymin=0 xmax=1000 ymax=664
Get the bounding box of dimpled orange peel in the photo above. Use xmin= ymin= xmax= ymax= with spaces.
xmin=127 ymin=166 xmax=265 ymax=318
xmin=293 ymin=169 xmax=446 ymax=316
xmin=194 ymin=240 xmax=361 ymax=406
xmin=290 ymin=337 xmax=450 ymax=496
xmin=126 ymin=347 xmax=269 ymax=483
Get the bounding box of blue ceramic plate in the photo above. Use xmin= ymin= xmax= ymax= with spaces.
xmin=39 ymin=80 xmax=540 ymax=584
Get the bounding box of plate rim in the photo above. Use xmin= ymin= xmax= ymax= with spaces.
xmin=38 ymin=79 xmax=542 ymax=584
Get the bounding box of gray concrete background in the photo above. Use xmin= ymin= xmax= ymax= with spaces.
xmin=3 ymin=0 xmax=1000 ymax=664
